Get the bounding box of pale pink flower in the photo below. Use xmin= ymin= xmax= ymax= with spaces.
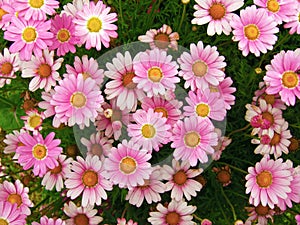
xmin=32 ymin=216 xmax=65 ymax=225
xmin=244 ymin=204 xmax=275 ymax=225
xmin=296 ymin=214 xmax=300 ymax=225
xmin=284 ymin=3 xmax=300 ymax=35
xmin=3 ymin=129 xmax=25 ymax=157
xmin=212 ymin=128 xmax=232 ymax=161
xmin=38 ymin=90 xmax=56 ymax=118
xmin=214 ymin=76 xmax=236 ymax=110
xmin=0 ymin=48 xmax=20 ymax=88
xmin=201 ymin=219 xmax=213 ymax=225
xmin=61 ymin=0 xmax=89 ymax=17
xmin=117 ymin=218 xmax=138 ymax=225
xmin=0 ymin=201 xmax=26 ymax=225
xmin=0 ymin=0 xmax=15 ymax=30
xmin=20 ymin=109 xmax=45 ymax=134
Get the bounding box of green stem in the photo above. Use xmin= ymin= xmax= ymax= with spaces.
xmin=118 ymin=0 xmax=124 ymax=30
xmin=227 ymin=124 xmax=251 ymax=137
xmin=178 ymin=4 xmax=187 ymax=32
xmin=217 ymin=162 xmax=248 ymax=174
xmin=192 ymin=214 xmax=202 ymax=222
xmin=0 ymin=96 xmax=16 ymax=107
xmin=221 ymin=186 xmax=237 ymax=221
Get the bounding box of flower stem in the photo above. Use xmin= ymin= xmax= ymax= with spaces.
xmin=227 ymin=123 xmax=251 ymax=137
xmin=221 ymin=186 xmax=237 ymax=221
xmin=217 ymin=162 xmax=248 ymax=174
xmin=178 ymin=4 xmax=187 ymax=32
xmin=0 ymin=96 xmax=16 ymax=108
xmin=192 ymin=214 xmax=202 ymax=222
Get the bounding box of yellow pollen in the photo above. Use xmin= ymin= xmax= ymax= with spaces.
xmin=298 ymin=12 xmax=300 ymax=22
xmin=29 ymin=0 xmax=44 ymax=8
xmin=7 ymin=194 xmax=22 ymax=207
xmin=57 ymin=28 xmax=70 ymax=43
xmin=184 ymin=131 xmax=200 ymax=148
xmin=173 ymin=170 xmax=187 ymax=185
xmin=141 ymin=124 xmax=156 ymax=138
xmin=120 ymin=157 xmax=137 ymax=174
xmin=154 ymin=33 xmax=170 ymax=49
xmin=148 ymin=67 xmax=163 ymax=82
xmin=281 ymin=71 xmax=299 ymax=88
xmin=104 ymin=108 xmax=113 ymax=118
xmin=267 ymin=0 xmax=280 ymax=13
xmin=256 ymin=170 xmax=273 ymax=188
xmin=32 ymin=144 xmax=47 ymax=160
xmin=192 ymin=60 xmax=208 ymax=77
xmin=70 ymin=92 xmax=86 ymax=108
xmin=0 ymin=8 xmax=8 ymax=21
xmin=28 ymin=115 xmax=42 ymax=128
xmin=209 ymin=3 xmax=226 ymax=20
xmin=122 ymin=72 xmax=137 ymax=89
xmin=74 ymin=214 xmax=89 ymax=225
xmin=0 ymin=218 xmax=8 ymax=225
xmin=1 ymin=62 xmax=13 ymax=75
xmin=82 ymin=170 xmax=98 ymax=187
xmin=154 ymin=107 xmax=168 ymax=118
xmin=244 ymin=24 xmax=260 ymax=41
xmin=165 ymin=212 xmax=180 ymax=225
xmin=196 ymin=103 xmax=210 ymax=117
xmin=87 ymin=17 xmax=102 ymax=32
xmin=22 ymin=27 xmax=37 ymax=43
xmin=38 ymin=63 xmax=52 ymax=78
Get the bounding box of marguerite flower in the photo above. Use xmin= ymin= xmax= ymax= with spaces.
xmin=192 ymin=0 xmax=244 ymax=36
xmin=32 ymin=216 xmax=65 ymax=225
xmin=0 ymin=0 xmax=15 ymax=30
xmin=38 ymin=90 xmax=56 ymax=118
xmin=213 ymin=76 xmax=236 ymax=110
xmin=20 ymin=109 xmax=45 ymax=134
xmin=117 ymin=218 xmax=138 ymax=225
xmin=0 ymin=201 xmax=26 ymax=225
xmin=0 ymin=48 xmax=20 ymax=88
xmin=284 ymin=3 xmax=300 ymax=35
xmin=230 ymin=5 xmax=279 ymax=57
xmin=245 ymin=204 xmax=275 ymax=225
xmin=61 ymin=0 xmax=89 ymax=17
xmin=3 ymin=129 xmax=25 ymax=156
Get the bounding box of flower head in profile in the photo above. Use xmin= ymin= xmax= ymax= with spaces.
xmin=245 ymin=204 xmax=275 ymax=225
xmin=61 ymin=0 xmax=89 ymax=17
xmin=117 ymin=218 xmax=138 ymax=225
xmin=0 ymin=48 xmax=20 ymax=88
xmin=32 ymin=216 xmax=65 ymax=225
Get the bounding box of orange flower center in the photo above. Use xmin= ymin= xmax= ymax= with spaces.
xmin=270 ymin=132 xmax=281 ymax=146
xmin=70 ymin=92 xmax=87 ymax=108
xmin=267 ymin=0 xmax=280 ymax=13
xmin=122 ymin=72 xmax=137 ymax=89
xmin=154 ymin=33 xmax=170 ymax=49
xmin=74 ymin=214 xmax=89 ymax=225
xmin=87 ymin=17 xmax=102 ymax=32
xmin=184 ymin=131 xmax=200 ymax=148
xmin=0 ymin=218 xmax=8 ymax=225
xmin=281 ymin=71 xmax=298 ymax=88
xmin=32 ymin=144 xmax=47 ymax=160
xmin=38 ymin=63 xmax=52 ymax=78
xmin=288 ymin=137 xmax=299 ymax=152
xmin=29 ymin=0 xmax=44 ymax=8
xmin=0 ymin=8 xmax=8 ymax=21
xmin=22 ymin=27 xmax=37 ymax=43
xmin=255 ymin=204 xmax=270 ymax=216
xmin=7 ymin=193 xmax=22 ymax=207
xmin=82 ymin=170 xmax=98 ymax=187
xmin=148 ymin=67 xmax=163 ymax=82
xmin=256 ymin=170 xmax=273 ymax=188
xmin=1 ymin=62 xmax=13 ymax=75
xmin=120 ymin=157 xmax=137 ymax=174
xmin=51 ymin=162 xmax=62 ymax=174
xmin=173 ymin=170 xmax=187 ymax=185
xmin=57 ymin=28 xmax=70 ymax=43
xmin=154 ymin=107 xmax=168 ymax=118
xmin=141 ymin=124 xmax=156 ymax=138
xmin=90 ymin=143 xmax=103 ymax=157
xmin=192 ymin=60 xmax=208 ymax=77
xmin=244 ymin=24 xmax=260 ymax=41
xmin=28 ymin=114 xmax=42 ymax=128
xmin=196 ymin=103 xmax=210 ymax=117
xmin=262 ymin=111 xmax=274 ymax=125
xmin=264 ymin=94 xmax=275 ymax=105
xmin=216 ymin=170 xmax=231 ymax=184
xmin=165 ymin=212 xmax=180 ymax=225
xmin=209 ymin=3 xmax=226 ymax=20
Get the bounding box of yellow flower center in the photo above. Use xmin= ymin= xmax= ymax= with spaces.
xmin=192 ymin=60 xmax=208 ymax=77
xmin=154 ymin=107 xmax=168 ymax=118
xmin=173 ymin=170 xmax=187 ymax=185
xmin=90 ymin=143 xmax=103 ymax=157
xmin=0 ymin=218 xmax=8 ymax=225
xmin=28 ymin=114 xmax=42 ymax=128
xmin=267 ymin=0 xmax=280 ymax=13
xmin=281 ymin=71 xmax=299 ymax=88
xmin=154 ymin=33 xmax=170 ymax=49
xmin=57 ymin=28 xmax=70 ymax=43
xmin=50 ymin=162 xmax=62 ymax=174
xmin=0 ymin=62 xmax=13 ymax=75
xmin=104 ymin=108 xmax=113 ymax=118
xmin=87 ymin=17 xmax=102 ymax=32
xmin=82 ymin=170 xmax=98 ymax=187
xmin=29 ymin=0 xmax=44 ymax=8
xmin=196 ymin=103 xmax=210 ymax=117
xmin=74 ymin=214 xmax=89 ymax=225
xmin=0 ymin=8 xmax=8 ymax=21
xmin=32 ymin=144 xmax=47 ymax=160
xmin=70 ymin=92 xmax=87 ymax=108
xmin=141 ymin=124 xmax=156 ymax=138
xmin=122 ymin=72 xmax=137 ymax=89
xmin=298 ymin=12 xmax=300 ymax=22
xmin=22 ymin=27 xmax=37 ymax=43
xmin=184 ymin=131 xmax=200 ymax=148
xmin=165 ymin=212 xmax=180 ymax=225
xmin=7 ymin=194 xmax=22 ymax=207
xmin=255 ymin=204 xmax=270 ymax=216
xmin=209 ymin=85 xmax=219 ymax=93
xmin=148 ymin=67 xmax=163 ymax=82
xmin=244 ymin=24 xmax=260 ymax=41
xmin=256 ymin=170 xmax=273 ymax=188
xmin=209 ymin=3 xmax=226 ymax=20
xmin=120 ymin=156 xmax=137 ymax=174
xmin=38 ymin=63 xmax=51 ymax=78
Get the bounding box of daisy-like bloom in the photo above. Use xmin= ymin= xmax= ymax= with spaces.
xmin=50 ymin=74 xmax=104 ymax=128
xmin=15 ymin=0 xmax=59 ymax=21
xmin=211 ymin=128 xmax=232 ymax=161
xmin=244 ymin=204 xmax=275 ymax=225
xmin=138 ymin=24 xmax=179 ymax=50
xmin=212 ymin=165 xmax=232 ymax=186
xmin=212 ymin=76 xmax=236 ymax=110
xmin=245 ymin=157 xmax=293 ymax=208
xmin=103 ymin=139 xmax=152 ymax=189
xmin=38 ymin=90 xmax=56 ymax=118
xmin=133 ymin=48 xmax=180 ymax=97
xmin=141 ymin=95 xmax=183 ymax=127
xmin=3 ymin=129 xmax=25 ymax=156
xmin=20 ymin=109 xmax=45 ymax=134
xmin=4 ymin=16 xmax=53 ymax=61
xmin=125 ymin=166 xmax=166 ymax=207
xmin=245 ymin=99 xmax=285 ymax=137
xmin=171 ymin=116 xmax=218 ymax=166
xmin=128 ymin=108 xmax=172 ymax=153
xmin=81 ymin=132 xmax=113 ymax=158
xmin=49 ymin=14 xmax=80 ymax=56
xmin=0 ymin=48 xmax=20 ymax=88
xmin=16 ymin=131 xmax=62 ymax=177
xmin=161 ymin=159 xmax=203 ymax=201
xmin=230 ymin=5 xmax=279 ymax=57
xmin=65 ymin=155 xmax=113 ymax=207
xmin=61 ymin=0 xmax=89 ymax=17
xmin=32 ymin=216 xmax=65 ymax=225
xmin=117 ymin=218 xmax=138 ymax=225
xmin=65 ymin=55 xmax=104 ymax=86
xmin=191 ymin=0 xmax=244 ymax=36
xmin=41 ymin=154 xmax=73 ymax=192
xmin=63 ymin=201 xmax=103 ymax=225
xmin=184 ymin=88 xmax=226 ymax=121
xmin=284 ymin=3 xmax=300 ymax=35
xmin=74 ymin=1 xmax=118 ymax=51
xmin=148 ymin=199 xmax=197 ymax=225
xmin=296 ymin=215 xmax=300 ymax=225
xmin=263 ymin=49 xmax=300 ymax=106
xmin=178 ymin=41 xmax=226 ymax=91
xmin=0 ymin=179 xmax=33 ymax=215
xmin=0 ymin=0 xmax=15 ymax=30
xmin=104 ymin=51 xmax=145 ymax=111
xmin=254 ymin=0 xmax=296 ymax=25
xmin=0 ymin=201 xmax=26 ymax=225
xmin=251 ymin=121 xmax=292 ymax=159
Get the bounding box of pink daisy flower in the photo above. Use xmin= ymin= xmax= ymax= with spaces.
xmin=213 ymin=76 xmax=236 ymax=110
xmin=3 ymin=129 xmax=26 ymax=156
xmin=63 ymin=201 xmax=103 ymax=225
xmin=244 ymin=204 xmax=275 ymax=225
xmin=41 ymin=154 xmax=73 ymax=192
xmin=148 ymin=199 xmax=197 ymax=225
xmin=80 ymin=132 xmax=114 ymax=158
xmin=104 ymin=51 xmax=145 ymax=111
xmin=263 ymin=49 xmax=300 ymax=106
xmin=245 ymin=157 xmax=293 ymax=208
xmin=128 ymin=108 xmax=172 ymax=153
xmin=61 ymin=0 xmax=89 ymax=17
xmin=138 ymin=24 xmax=180 ymax=50
xmin=65 ymin=55 xmax=104 ymax=86
xmin=117 ymin=218 xmax=138 ymax=225
xmin=133 ymin=48 xmax=180 ymax=97
xmin=296 ymin=215 xmax=300 ymax=225
xmin=50 ymin=74 xmax=104 ymax=128
xmin=125 ymin=166 xmax=166 ymax=207
xmin=103 ymin=140 xmax=152 ymax=189
xmin=211 ymin=128 xmax=232 ymax=161
xmin=141 ymin=95 xmax=183 ymax=127
xmin=201 ymin=219 xmax=213 ymax=225
xmin=0 ymin=179 xmax=33 ymax=216
xmin=161 ymin=159 xmax=203 ymax=201
xmin=171 ymin=116 xmax=218 ymax=166
xmin=254 ymin=0 xmax=296 ymax=25
xmin=4 ymin=16 xmax=53 ymax=61
xmin=38 ymin=90 xmax=56 ymax=118
xmin=49 ymin=14 xmax=80 ymax=56
xmin=65 ymin=155 xmax=112 ymax=207
xmin=20 ymin=109 xmax=45 ymax=134
xmin=15 ymin=0 xmax=59 ymax=21
xmin=184 ymin=88 xmax=227 ymax=121
xmin=0 ymin=201 xmax=26 ymax=225
xmin=74 ymin=1 xmax=118 ymax=51
xmin=0 ymin=48 xmax=20 ymax=88
xmin=0 ymin=0 xmax=15 ymax=31
xmin=32 ymin=216 xmax=65 ymax=225
xmin=191 ymin=0 xmax=244 ymax=36
xmin=16 ymin=131 xmax=62 ymax=177
xmin=230 ymin=5 xmax=279 ymax=57
xmin=284 ymin=3 xmax=300 ymax=35
xmin=177 ymin=41 xmax=226 ymax=91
